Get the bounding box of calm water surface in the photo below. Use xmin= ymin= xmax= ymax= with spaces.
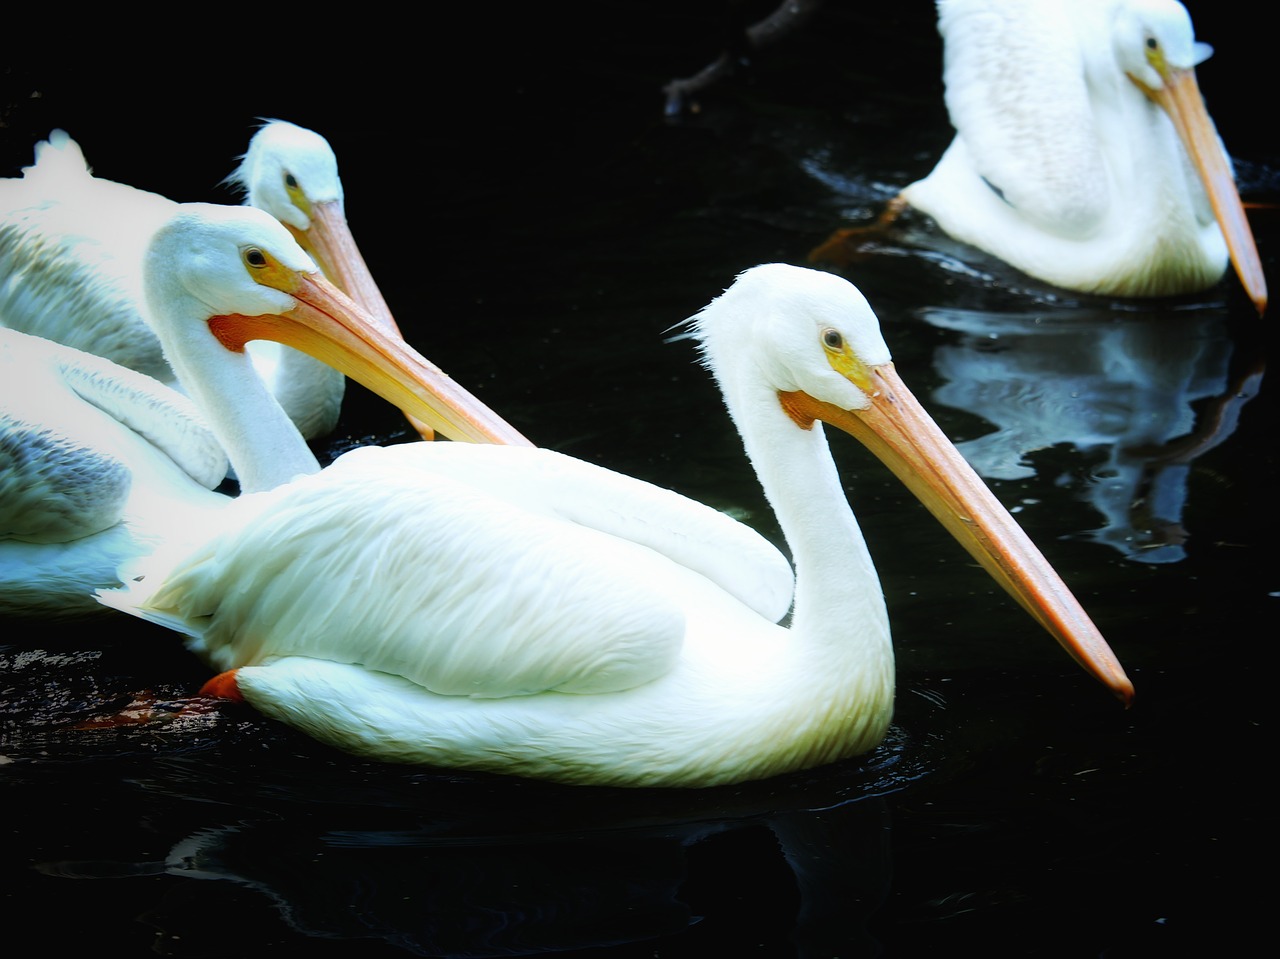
xmin=2 ymin=4 xmax=1274 ymax=955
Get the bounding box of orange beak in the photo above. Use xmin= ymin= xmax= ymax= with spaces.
xmin=286 ymin=198 xmax=442 ymax=439
xmin=285 ymin=198 xmax=401 ymax=337
xmin=1136 ymin=64 xmax=1267 ymax=316
xmin=209 ymin=254 xmax=533 ymax=448
xmin=781 ymin=362 xmax=1134 ymax=705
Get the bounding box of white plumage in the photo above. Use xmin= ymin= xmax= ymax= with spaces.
xmin=0 ymin=120 xmax=401 ymax=440
xmin=99 ymin=263 xmax=1133 ymax=789
xmin=819 ymin=0 xmax=1266 ymax=311
xmin=1 ymin=203 xmax=531 ymax=618
xmin=0 ymin=327 xmax=230 ymax=617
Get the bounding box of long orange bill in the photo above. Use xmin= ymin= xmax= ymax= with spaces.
xmin=1140 ymin=66 xmax=1267 ymax=316
xmin=289 ymin=199 xmax=402 ymax=337
xmin=780 ymin=363 xmax=1135 ymax=706
xmin=209 ymin=259 xmax=533 ymax=448
xmin=287 ymin=198 xmax=440 ymax=439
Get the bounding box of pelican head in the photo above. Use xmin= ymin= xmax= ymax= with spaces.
xmin=694 ymin=265 xmax=891 ymax=411
xmin=227 ymin=119 xmax=342 ymax=232
xmin=144 ymin=203 xmax=530 ymax=454
xmin=1113 ymin=0 xmax=1212 ymax=88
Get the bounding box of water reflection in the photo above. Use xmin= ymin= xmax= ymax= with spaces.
xmin=25 ymin=719 xmax=921 ymax=958
xmin=920 ymin=304 xmax=1265 ymax=564
xmin=39 ymin=807 xmax=892 ymax=957
xmin=5 ymin=632 xmax=936 ymax=958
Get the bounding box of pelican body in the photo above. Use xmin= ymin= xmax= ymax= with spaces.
xmin=99 ymin=264 xmax=1133 ymax=789
xmin=899 ymin=0 xmax=1266 ymax=311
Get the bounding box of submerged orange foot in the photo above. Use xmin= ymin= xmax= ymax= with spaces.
xmin=74 ymin=689 xmax=229 ymax=729
xmin=809 ymin=195 xmax=909 ymax=267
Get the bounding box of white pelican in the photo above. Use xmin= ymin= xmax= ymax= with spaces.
xmin=0 ymin=121 xmax=420 ymax=439
xmin=1 ymin=203 xmax=537 ymax=619
xmin=813 ymin=0 xmax=1267 ymax=313
xmin=99 ymin=263 xmax=1134 ymax=789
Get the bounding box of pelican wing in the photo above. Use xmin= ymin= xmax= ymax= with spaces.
xmin=936 ymin=0 xmax=1109 ymax=236
xmin=339 ymin=443 xmax=796 ymax=623
xmin=1 ymin=131 xmax=177 ymax=380
xmin=0 ymin=408 xmax=131 ymax=544
xmin=0 ymin=329 xmax=227 ymax=544
xmin=0 ymin=202 xmax=168 ymax=377
xmin=99 ymin=446 xmax=696 ymax=699
xmin=41 ymin=332 xmax=228 ymax=489
xmin=98 ymin=442 xmax=795 ymax=699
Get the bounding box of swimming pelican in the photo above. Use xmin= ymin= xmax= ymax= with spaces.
xmin=99 ymin=263 xmax=1134 ymax=789
xmin=1 ymin=203 xmax=535 ymax=619
xmin=812 ymin=0 xmax=1267 ymax=314
xmin=0 ymin=121 xmax=422 ymax=439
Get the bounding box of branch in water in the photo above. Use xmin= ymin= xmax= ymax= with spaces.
xmin=663 ymin=0 xmax=826 ymax=116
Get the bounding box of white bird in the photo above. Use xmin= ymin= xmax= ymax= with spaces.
xmin=99 ymin=263 xmax=1134 ymax=789
xmin=0 ymin=120 xmax=412 ymax=440
xmin=1 ymin=203 xmax=532 ymax=619
xmin=813 ymin=0 xmax=1267 ymax=313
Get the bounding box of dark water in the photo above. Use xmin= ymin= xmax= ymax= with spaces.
xmin=2 ymin=3 xmax=1274 ymax=955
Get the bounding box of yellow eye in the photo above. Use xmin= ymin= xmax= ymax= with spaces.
xmin=1144 ymin=33 xmax=1168 ymax=73
xmin=284 ymin=171 xmax=311 ymax=216
xmin=820 ymin=326 xmax=874 ymax=392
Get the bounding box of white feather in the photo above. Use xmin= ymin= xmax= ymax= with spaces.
xmin=0 ymin=121 xmax=354 ymax=439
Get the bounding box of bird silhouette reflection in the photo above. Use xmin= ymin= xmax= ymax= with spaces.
xmin=920 ymin=304 xmax=1263 ymax=564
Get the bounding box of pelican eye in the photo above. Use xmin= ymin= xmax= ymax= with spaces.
xmin=821 ymin=326 xmax=873 ymax=391
xmin=283 ymin=171 xmax=311 ymax=215
xmin=244 ymin=247 xmax=269 ymax=269
xmin=1139 ymin=32 xmax=1169 ymax=80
